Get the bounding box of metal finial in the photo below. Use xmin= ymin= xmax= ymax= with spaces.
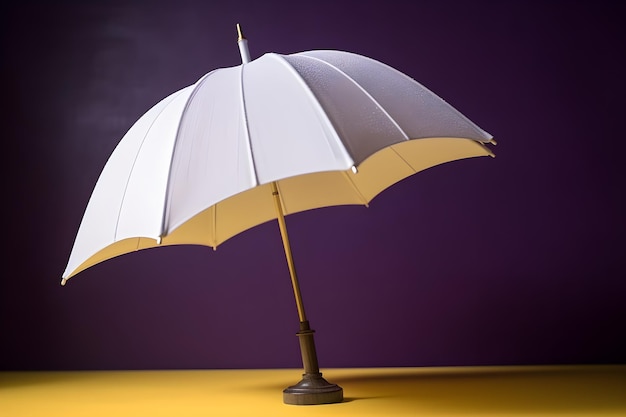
xmin=236 ymin=23 xmax=245 ymax=41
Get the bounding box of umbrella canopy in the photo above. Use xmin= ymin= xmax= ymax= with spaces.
xmin=62 ymin=49 xmax=494 ymax=282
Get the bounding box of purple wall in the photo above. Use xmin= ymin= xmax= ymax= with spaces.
xmin=2 ymin=1 xmax=625 ymax=370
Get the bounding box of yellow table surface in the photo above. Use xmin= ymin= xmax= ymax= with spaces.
xmin=2 ymin=365 xmax=625 ymax=416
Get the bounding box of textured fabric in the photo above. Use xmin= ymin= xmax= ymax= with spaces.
xmin=62 ymin=50 xmax=494 ymax=281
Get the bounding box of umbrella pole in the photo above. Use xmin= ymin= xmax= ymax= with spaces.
xmin=271 ymin=182 xmax=343 ymax=405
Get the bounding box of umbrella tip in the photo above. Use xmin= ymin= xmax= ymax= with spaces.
xmin=236 ymin=24 xmax=251 ymax=64
xmin=236 ymin=23 xmax=245 ymax=41
xmin=61 ymin=277 xmax=68 ymax=286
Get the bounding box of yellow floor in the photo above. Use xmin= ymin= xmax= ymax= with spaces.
xmin=2 ymin=365 xmax=625 ymax=416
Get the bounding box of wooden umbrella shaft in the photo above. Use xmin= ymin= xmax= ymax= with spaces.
xmin=271 ymin=181 xmax=307 ymax=323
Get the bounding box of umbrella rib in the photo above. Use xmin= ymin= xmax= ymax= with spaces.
xmin=238 ymin=62 xmax=260 ymax=186
xmin=331 ymin=51 xmax=494 ymax=142
xmin=160 ymin=72 xmax=216 ymax=238
xmin=266 ymin=53 xmax=355 ymax=167
xmin=211 ymin=204 xmax=217 ymax=249
xmin=341 ymin=171 xmax=370 ymax=207
xmin=114 ymin=87 xmax=189 ymax=242
xmin=296 ymin=54 xmax=410 ymax=141
xmin=390 ymin=145 xmax=418 ymax=174
xmin=475 ymin=140 xmax=497 ymax=157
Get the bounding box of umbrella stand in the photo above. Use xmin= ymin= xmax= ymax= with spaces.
xmin=271 ymin=182 xmax=344 ymax=405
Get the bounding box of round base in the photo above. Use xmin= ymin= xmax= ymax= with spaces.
xmin=283 ymin=372 xmax=343 ymax=405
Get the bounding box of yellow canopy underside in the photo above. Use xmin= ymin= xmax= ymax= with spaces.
xmin=66 ymin=137 xmax=493 ymax=280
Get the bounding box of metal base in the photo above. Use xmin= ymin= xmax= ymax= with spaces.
xmin=283 ymin=372 xmax=343 ymax=405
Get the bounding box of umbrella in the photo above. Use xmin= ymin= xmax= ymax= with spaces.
xmin=61 ymin=24 xmax=496 ymax=405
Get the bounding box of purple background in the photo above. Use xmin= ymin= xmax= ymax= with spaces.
xmin=2 ymin=1 xmax=625 ymax=370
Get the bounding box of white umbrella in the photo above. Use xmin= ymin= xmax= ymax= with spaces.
xmin=62 ymin=25 xmax=495 ymax=404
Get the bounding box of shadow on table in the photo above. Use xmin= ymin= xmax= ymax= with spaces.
xmin=331 ymin=365 xmax=626 ymax=414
